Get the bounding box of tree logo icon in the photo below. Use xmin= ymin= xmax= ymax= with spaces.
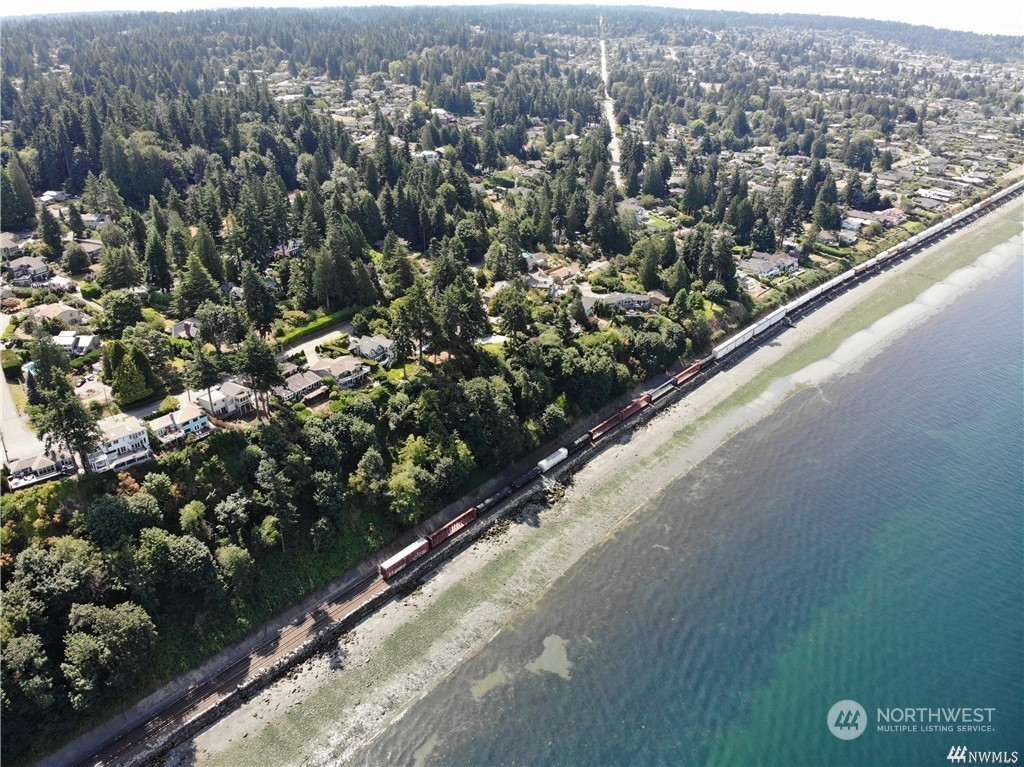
xmin=828 ymin=700 xmax=867 ymax=740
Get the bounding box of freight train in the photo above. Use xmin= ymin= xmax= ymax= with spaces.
xmin=378 ymin=179 xmax=1024 ymax=580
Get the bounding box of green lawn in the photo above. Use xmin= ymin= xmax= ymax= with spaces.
xmin=647 ymin=214 xmax=674 ymax=231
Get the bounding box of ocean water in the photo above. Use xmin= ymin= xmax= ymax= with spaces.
xmin=352 ymin=249 xmax=1023 ymax=767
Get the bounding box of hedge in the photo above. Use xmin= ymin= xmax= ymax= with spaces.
xmin=277 ymin=308 xmax=356 ymax=347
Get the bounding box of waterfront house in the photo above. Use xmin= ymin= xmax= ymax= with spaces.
xmin=85 ymin=413 xmax=152 ymax=473
xmin=149 ymin=402 xmax=213 ymax=447
xmin=7 ymin=449 xmax=77 ymax=489
xmin=274 ymin=369 xmax=328 ymax=402
xmin=196 ymin=381 xmax=255 ymax=418
xmin=308 ymin=354 xmax=370 ymax=388
xmin=738 ymin=252 xmax=800 ymax=280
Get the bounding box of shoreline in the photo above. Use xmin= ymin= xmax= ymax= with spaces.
xmin=170 ymin=198 xmax=1023 ymax=767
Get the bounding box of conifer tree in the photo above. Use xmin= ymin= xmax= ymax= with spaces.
xmin=174 ymin=253 xmax=220 ymax=318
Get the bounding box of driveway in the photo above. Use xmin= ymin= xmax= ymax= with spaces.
xmin=0 ymin=313 xmax=46 ymax=464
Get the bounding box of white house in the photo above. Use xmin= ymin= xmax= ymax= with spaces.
xmin=196 ymin=380 xmax=255 ymax=418
xmin=86 ymin=413 xmax=152 ymax=473
xmin=308 ymin=354 xmax=370 ymax=388
xmin=149 ymin=402 xmax=213 ymax=447
xmin=738 ymin=252 xmax=800 ymax=280
xmin=578 ymin=285 xmax=652 ymax=316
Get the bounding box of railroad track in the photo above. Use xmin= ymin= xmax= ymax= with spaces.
xmin=73 ymin=572 xmax=384 ymax=767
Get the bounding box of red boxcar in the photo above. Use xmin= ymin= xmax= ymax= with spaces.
xmin=673 ymin=362 xmax=702 ymax=387
xmin=588 ymin=412 xmax=623 ymax=441
xmin=427 ymin=507 xmax=478 ymax=549
xmin=379 ymin=538 xmax=430 ymax=579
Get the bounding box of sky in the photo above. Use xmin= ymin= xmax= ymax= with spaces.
xmin=1 ymin=0 xmax=1021 ymax=37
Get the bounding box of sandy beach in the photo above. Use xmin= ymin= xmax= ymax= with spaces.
xmin=167 ymin=195 xmax=1023 ymax=767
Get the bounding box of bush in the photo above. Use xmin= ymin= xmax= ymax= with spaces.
xmin=70 ymin=347 xmax=103 ymax=371
xmin=2 ymin=349 xmax=27 ymax=378
xmin=80 ymin=283 xmax=102 ymax=301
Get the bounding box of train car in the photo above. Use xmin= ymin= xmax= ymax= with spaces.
xmin=753 ymin=307 xmax=786 ymax=337
xmin=477 ymin=485 xmax=512 ymax=513
xmin=618 ymin=395 xmax=650 ymax=423
xmin=427 ymin=508 xmax=478 ymax=549
xmin=379 ymin=538 xmax=430 ymax=579
xmin=649 ymin=381 xmax=676 ymax=403
xmin=511 ymin=466 xmax=542 ymax=490
xmin=854 ymin=256 xmax=879 ymax=276
xmin=589 ymin=412 xmax=623 ymax=441
xmin=713 ymin=326 xmax=756 ymax=361
xmin=538 ymin=448 xmax=569 ymax=473
xmin=567 ymin=433 xmax=592 ymax=454
xmin=673 ymin=362 xmax=702 ymax=387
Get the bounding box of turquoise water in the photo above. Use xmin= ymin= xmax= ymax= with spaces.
xmin=352 ymin=253 xmax=1023 ymax=767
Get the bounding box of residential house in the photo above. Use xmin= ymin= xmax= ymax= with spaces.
xmin=6 ymin=256 xmax=50 ymax=286
xmin=616 ymin=198 xmax=650 ymax=226
xmin=308 ymin=354 xmax=370 ymax=388
xmin=51 ymin=330 xmax=101 ymax=357
xmin=196 ymin=380 xmax=255 ymax=418
xmin=274 ymin=369 xmax=328 ymax=402
xmin=80 ymin=213 xmax=113 ymax=231
xmin=149 ymin=402 xmax=213 ymax=447
xmin=526 ymin=270 xmax=556 ymax=297
xmin=579 ymin=286 xmax=652 ymax=316
xmin=169 ymin=317 xmax=200 ymax=340
xmin=40 ymin=190 xmax=68 ymax=204
xmin=31 ymin=302 xmax=82 ymax=326
xmin=647 ymin=289 xmax=671 ymax=307
xmin=74 ymin=239 xmax=104 ymax=263
xmin=547 ymin=263 xmax=583 ymax=284
xmin=877 ymin=208 xmax=908 ymax=227
xmin=85 ymin=413 xmax=152 ymax=473
xmin=7 ymin=449 xmax=77 ymax=489
xmin=1 ymin=231 xmax=24 ymax=258
xmin=350 ymin=334 xmax=394 ymax=367
xmin=523 ymin=252 xmax=551 ymax=271
xmin=738 ymin=252 xmax=800 ymax=280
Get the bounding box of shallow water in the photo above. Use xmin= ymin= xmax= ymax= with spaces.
xmin=352 ymin=243 xmax=1023 ymax=766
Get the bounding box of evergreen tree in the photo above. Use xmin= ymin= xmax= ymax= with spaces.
xmin=97 ymin=246 xmax=143 ymax=291
xmin=61 ymin=242 xmax=91 ymax=274
xmin=112 ymin=354 xmax=152 ymax=405
xmin=66 ymin=203 xmax=86 ymax=239
xmin=37 ymin=206 xmax=63 ymax=257
xmin=192 ymin=223 xmax=223 ymax=283
xmin=237 ymin=331 xmax=284 ymax=417
xmin=1 ymin=153 xmax=36 ymax=229
xmin=174 ymin=253 xmax=220 ymax=319
xmin=143 ymin=226 xmax=172 ymax=291
xmin=240 ymin=262 xmax=278 ymax=336
xmin=30 ymin=375 xmax=100 ymax=473
xmin=184 ymin=342 xmax=221 ymax=406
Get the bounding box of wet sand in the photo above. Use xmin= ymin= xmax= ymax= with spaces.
xmin=166 ymin=196 xmax=1023 ymax=767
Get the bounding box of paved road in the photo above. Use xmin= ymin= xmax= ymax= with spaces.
xmin=598 ymin=25 xmax=622 ymax=190
xmin=0 ymin=313 xmax=45 ymax=464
